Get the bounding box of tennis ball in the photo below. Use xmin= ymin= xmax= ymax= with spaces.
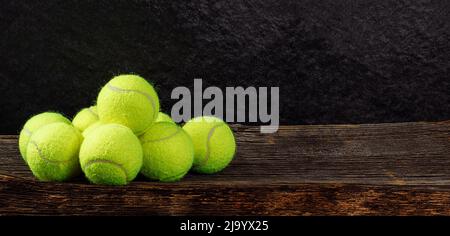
xmin=19 ymin=112 xmax=71 ymax=162
xmin=155 ymin=112 xmax=175 ymax=124
xmin=82 ymin=121 xmax=102 ymax=138
xmin=182 ymin=116 xmax=236 ymax=174
xmin=72 ymin=106 xmax=98 ymax=132
xmin=140 ymin=122 xmax=194 ymax=182
xmin=97 ymin=74 xmax=160 ymax=135
xmin=26 ymin=122 xmax=82 ymax=181
xmin=79 ymin=123 xmax=143 ymax=185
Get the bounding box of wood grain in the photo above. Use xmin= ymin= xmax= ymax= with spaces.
xmin=1 ymin=122 xmax=449 ymax=215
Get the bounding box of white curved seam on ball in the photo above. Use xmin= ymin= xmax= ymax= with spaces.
xmin=87 ymin=107 xmax=99 ymax=119
xmin=134 ymin=127 xmax=147 ymax=136
xmin=196 ymin=123 xmax=224 ymax=168
xmin=106 ymin=84 xmax=157 ymax=120
xmin=141 ymin=127 xmax=181 ymax=144
xmin=83 ymin=159 xmax=129 ymax=181
xmin=29 ymin=141 xmax=72 ymax=164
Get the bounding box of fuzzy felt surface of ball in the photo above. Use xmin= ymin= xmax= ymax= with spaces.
xmin=155 ymin=112 xmax=175 ymax=124
xmin=26 ymin=122 xmax=82 ymax=181
xmin=19 ymin=112 xmax=71 ymax=163
xmin=79 ymin=123 xmax=143 ymax=185
xmin=140 ymin=122 xmax=194 ymax=182
xmin=72 ymin=106 xmax=98 ymax=132
xmin=81 ymin=121 xmax=102 ymax=138
xmin=182 ymin=116 xmax=236 ymax=174
xmin=97 ymin=74 xmax=159 ymax=135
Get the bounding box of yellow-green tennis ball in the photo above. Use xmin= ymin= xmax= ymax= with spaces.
xmin=72 ymin=106 xmax=98 ymax=132
xmin=81 ymin=121 xmax=102 ymax=138
xmin=26 ymin=122 xmax=82 ymax=181
xmin=97 ymin=74 xmax=160 ymax=135
xmin=182 ymin=116 xmax=236 ymax=174
xmin=155 ymin=112 xmax=175 ymax=124
xmin=140 ymin=122 xmax=193 ymax=182
xmin=79 ymin=123 xmax=143 ymax=185
xmin=19 ymin=112 xmax=71 ymax=163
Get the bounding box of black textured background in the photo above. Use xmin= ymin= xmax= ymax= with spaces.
xmin=1 ymin=0 xmax=449 ymax=134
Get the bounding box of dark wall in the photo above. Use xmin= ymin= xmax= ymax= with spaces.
xmin=1 ymin=0 xmax=449 ymax=134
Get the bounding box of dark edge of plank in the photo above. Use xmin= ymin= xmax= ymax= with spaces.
xmin=3 ymin=176 xmax=450 ymax=216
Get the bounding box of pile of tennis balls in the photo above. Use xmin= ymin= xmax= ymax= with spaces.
xmin=18 ymin=74 xmax=236 ymax=185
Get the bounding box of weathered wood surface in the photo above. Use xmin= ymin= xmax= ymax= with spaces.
xmin=1 ymin=122 xmax=449 ymax=215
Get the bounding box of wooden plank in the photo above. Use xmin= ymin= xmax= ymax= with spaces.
xmin=0 ymin=121 xmax=449 ymax=215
